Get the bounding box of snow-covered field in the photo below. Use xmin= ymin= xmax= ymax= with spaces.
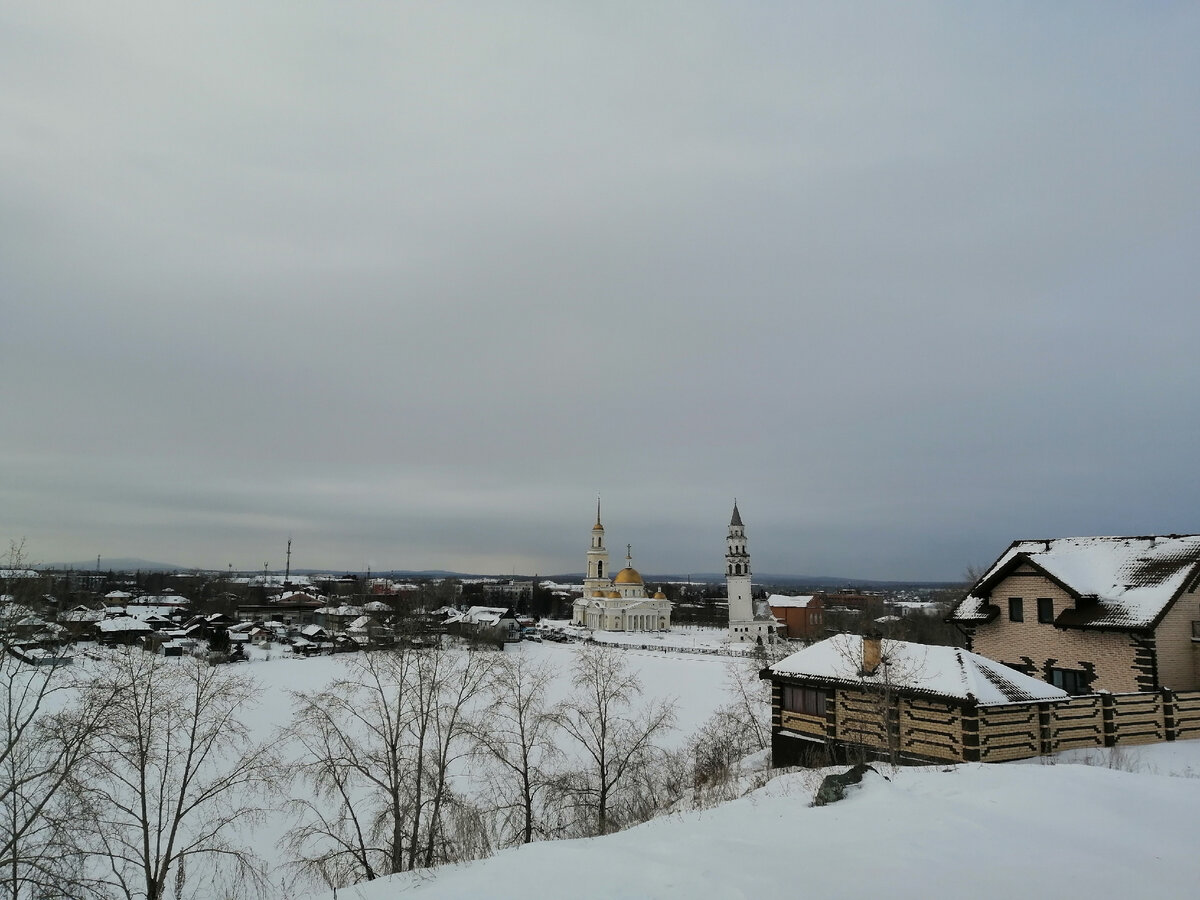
xmin=50 ymin=641 xmax=1200 ymax=899
xmin=302 ymin=741 xmax=1200 ymax=900
xmin=231 ymin=639 xmax=739 ymax=889
xmin=239 ymin=637 xmax=736 ymax=749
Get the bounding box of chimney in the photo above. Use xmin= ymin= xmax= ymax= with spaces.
xmin=861 ymin=631 xmax=882 ymax=676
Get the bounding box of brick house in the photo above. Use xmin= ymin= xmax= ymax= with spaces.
xmin=767 ymin=594 xmax=825 ymax=641
xmin=947 ymin=535 xmax=1200 ymax=694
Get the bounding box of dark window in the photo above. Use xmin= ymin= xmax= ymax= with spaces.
xmin=1050 ymin=668 xmax=1087 ymax=695
xmin=1037 ymin=597 xmax=1054 ymax=624
xmin=1008 ymin=597 xmax=1024 ymax=622
xmin=783 ymin=686 xmax=826 ymax=716
xmin=597 ymin=561 xmax=603 ymax=577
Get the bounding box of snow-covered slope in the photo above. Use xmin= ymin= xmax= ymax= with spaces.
xmin=315 ymin=744 xmax=1200 ymax=899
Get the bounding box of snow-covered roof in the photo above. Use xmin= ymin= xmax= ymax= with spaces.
xmin=98 ymin=616 xmax=154 ymax=633
xmin=950 ymin=534 xmax=1200 ymax=630
xmin=117 ymin=605 xmax=182 ymax=621
xmin=463 ymin=606 xmax=513 ymax=625
xmin=767 ymin=594 xmax=816 ymax=609
xmin=59 ymin=607 xmax=105 ymax=623
xmin=316 ymin=604 xmax=365 ymax=617
xmin=766 ymin=634 xmax=1068 ymax=706
xmin=467 ymin=610 xmax=502 ymax=625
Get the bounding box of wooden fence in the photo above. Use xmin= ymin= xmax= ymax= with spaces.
xmin=771 ymin=686 xmax=1200 ymax=766
xmin=972 ymin=688 xmax=1200 ymax=763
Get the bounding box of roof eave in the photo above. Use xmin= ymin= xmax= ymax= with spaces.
xmin=1144 ymin=559 xmax=1200 ymax=633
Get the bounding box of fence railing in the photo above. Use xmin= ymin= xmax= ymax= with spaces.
xmin=974 ymin=688 xmax=1200 ymax=762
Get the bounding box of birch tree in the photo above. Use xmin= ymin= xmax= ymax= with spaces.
xmin=285 ymin=649 xmax=416 ymax=887
xmin=0 ymin=539 xmax=108 ymax=898
xmin=0 ymin=650 xmax=113 ymax=898
xmin=556 ymin=645 xmax=675 ymax=836
xmin=74 ymin=650 xmax=276 ymax=900
xmin=285 ymin=646 xmax=495 ymax=890
xmin=473 ymin=655 xmax=560 ymax=847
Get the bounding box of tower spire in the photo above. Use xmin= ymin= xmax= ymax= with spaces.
xmin=596 ymin=494 xmax=602 ymax=527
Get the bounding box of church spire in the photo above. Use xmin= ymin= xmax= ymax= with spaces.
xmin=585 ymin=497 xmax=610 ymax=595
xmin=730 ymin=499 xmax=743 ymax=527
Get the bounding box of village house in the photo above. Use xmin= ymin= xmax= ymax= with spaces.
xmin=459 ymin=606 xmax=521 ymax=643
xmin=58 ymin=604 xmax=106 ymax=639
xmin=761 ymin=633 xmax=1069 ymax=765
xmin=947 ymin=535 xmax=1200 ymax=694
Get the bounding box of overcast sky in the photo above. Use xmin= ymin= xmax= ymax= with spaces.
xmin=3 ymin=2 xmax=1198 ymax=581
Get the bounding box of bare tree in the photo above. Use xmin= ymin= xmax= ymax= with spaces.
xmin=472 ymin=655 xmax=560 ymax=847
xmin=0 ymin=655 xmax=116 ymax=895
xmin=285 ymin=649 xmax=416 ymax=887
xmin=0 ymin=539 xmax=105 ymax=898
xmin=285 ymin=645 xmax=494 ymax=890
xmin=74 ymin=649 xmax=277 ymax=900
xmin=406 ymin=647 xmax=493 ymax=870
xmin=687 ymin=643 xmax=791 ymax=803
xmin=556 ymin=645 xmax=675 ymax=836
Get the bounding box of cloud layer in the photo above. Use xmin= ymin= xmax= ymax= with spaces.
xmin=3 ymin=3 xmax=1199 ymax=580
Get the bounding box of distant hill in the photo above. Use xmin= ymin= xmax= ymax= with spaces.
xmin=35 ymin=562 xmax=959 ymax=589
xmin=43 ymin=557 xmax=187 ymax=572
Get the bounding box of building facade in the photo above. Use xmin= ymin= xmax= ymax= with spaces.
xmin=572 ymin=502 xmax=671 ymax=632
xmin=948 ymin=535 xmax=1200 ymax=694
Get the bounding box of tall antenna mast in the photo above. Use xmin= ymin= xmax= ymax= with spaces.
xmin=284 ymin=538 xmax=292 ymax=584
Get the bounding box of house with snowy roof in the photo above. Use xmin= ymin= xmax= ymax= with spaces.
xmin=461 ymin=606 xmax=521 ymax=642
xmin=761 ymin=633 xmax=1070 ymax=765
xmin=947 ymin=535 xmax=1200 ymax=694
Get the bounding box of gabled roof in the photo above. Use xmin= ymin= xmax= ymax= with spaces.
xmin=949 ymin=535 xmax=1200 ymax=631
xmin=766 ymin=634 xmax=1068 ymax=706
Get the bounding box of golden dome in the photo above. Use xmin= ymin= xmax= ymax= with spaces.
xmin=654 ymin=589 xmax=667 ymax=600
xmin=607 ymin=590 xmax=621 ymax=599
xmin=613 ymin=567 xmax=643 ymax=585
xmin=592 ymin=522 xmax=604 ymax=532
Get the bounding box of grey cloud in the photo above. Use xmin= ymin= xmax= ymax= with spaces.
xmin=3 ymin=3 xmax=1199 ymax=580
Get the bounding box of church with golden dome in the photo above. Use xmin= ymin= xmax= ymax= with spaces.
xmin=571 ymin=501 xmax=672 ymax=632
